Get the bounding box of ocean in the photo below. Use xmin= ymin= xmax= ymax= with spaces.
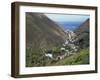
xmin=57 ymin=22 xmax=82 ymax=31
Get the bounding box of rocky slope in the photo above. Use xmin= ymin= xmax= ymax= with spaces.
xmin=26 ymin=13 xmax=67 ymax=53
xmin=74 ymin=19 xmax=90 ymax=49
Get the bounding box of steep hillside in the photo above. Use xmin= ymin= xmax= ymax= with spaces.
xmin=26 ymin=13 xmax=66 ymax=53
xmin=74 ymin=19 xmax=90 ymax=49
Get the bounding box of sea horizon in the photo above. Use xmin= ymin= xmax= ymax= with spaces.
xmin=56 ymin=21 xmax=83 ymax=31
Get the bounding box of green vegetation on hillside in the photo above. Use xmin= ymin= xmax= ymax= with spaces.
xmin=50 ymin=48 xmax=89 ymax=66
xmin=26 ymin=48 xmax=89 ymax=67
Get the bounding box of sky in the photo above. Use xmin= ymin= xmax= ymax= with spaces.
xmin=45 ymin=14 xmax=90 ymax=23
xmin=45 ymin=13 xmax=90 ymax=31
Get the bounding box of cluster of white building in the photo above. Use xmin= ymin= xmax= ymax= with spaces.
xmin=44 ymin=30 xmax=79 ymax=61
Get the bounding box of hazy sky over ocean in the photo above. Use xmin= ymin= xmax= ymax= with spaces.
xmin=45 ymin=14 xmax=90 ymax=23
xmin=45 ymin=13 xmax=90 ymax=31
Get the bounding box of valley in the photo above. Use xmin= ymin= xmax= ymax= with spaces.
xmin=26 ymin=13 xmax=89 ymax=67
